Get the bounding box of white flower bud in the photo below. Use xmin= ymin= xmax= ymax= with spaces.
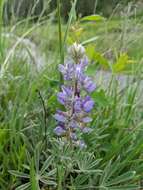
xmin=68 ymin=42 xmax=85 ymax=60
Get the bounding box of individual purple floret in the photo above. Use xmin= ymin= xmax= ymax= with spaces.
xmin=54 ymin=126 xmax=66 ymax=136
xmin=82 ymin=96 xmax=94 ymax=113
xmin=54 ymin=42 xmax=96 ymax=148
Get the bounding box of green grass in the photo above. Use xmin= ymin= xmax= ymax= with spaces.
xmin=1 ymin=3 xmax=143 ymax=189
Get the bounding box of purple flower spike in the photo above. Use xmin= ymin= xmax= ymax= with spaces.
xmin=54 ymin=43 xmax=96 ymax=148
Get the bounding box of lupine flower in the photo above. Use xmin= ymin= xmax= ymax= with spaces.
xmin=54 ymin=42 xmax=96 ymax=148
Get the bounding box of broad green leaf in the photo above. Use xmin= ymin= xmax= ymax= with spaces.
xmin=86 ymin=45 xmax=96 ymax=60
xmin=92 ymin=90 xmax=110 ymax=107
xmin=88 ymin=50 xmax=110 ymax=68
xmin=113 ymin=53 xmax=135 ymax=72
xmin=81 ymin=15 xmax=105 ymax=22
xmin=94 ymin=52 xmax=110 ymax=68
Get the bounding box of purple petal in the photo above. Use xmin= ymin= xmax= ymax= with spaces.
xmin=80 ymin=56 xmax=88 ymax=68
xmin=58 ymin=64 xmax=65 ymax=74
xmin=82 ymin=127 xmax=92 ymax=133
xmin=82 ymin=117 xmax=93 ymax=123
xmin=74 ymin=97 xmax=82 ymax=113
xmin=69 ymin=120 xmax=79 ymax=129
xmin=59 ymin=60 xmax=75 ymax=81
xmin=54 ymin=112 xmax=66 ymax=123
xmin=54 ymin=126 xmax=66 ymax=136
xmin=70 ymin=133 xmax=77 ymax=140
xmin=65 ymin=61 xmax=75 ymax=80
xmin=82 ymin=96 xmax=94 ymax=112
xmin=75 ymin=65 xmax=82 ymax=79
xmin=82 ymin=96 xmax=91 ymax=104
xmin=83 ymin=77 xmax=96 ymax=93
xmin=62 ymin=85 xmax=73 ymax=96
xmin=83 ymin=100 xmax=94 ymax=113
xmin=76 ymin=140 xmax=87 ymax=148
xmin=57 ymin=92 xmax=66 ymax=105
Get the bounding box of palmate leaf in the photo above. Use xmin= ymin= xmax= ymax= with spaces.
xmin=74 ymin=174 xmax=89 ymax=185
xmin=34 ymin=142 xmax=42 ymax=173
xmin=70 ymin=174 xmax=92 ymax=190
xmin=43 ymin=169 xmax=57 ymax=177
xmin=99 ymin=158 xmax=138 ymax=190
xmin=106 ymin=171 xmax=136 ymax=186
xmin=39 ymin=177 xmax=57 ymax=186
xmin=75 ymin=152 xmax=102 ymax=174
xmin=99 ymin=158 xmax=125 ymax=185
xmin=15 ymin=182 xmax=30 ymax=190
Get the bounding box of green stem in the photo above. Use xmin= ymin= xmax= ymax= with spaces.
xmin=57 ymin=0 xmax=64 ymax=85
xmin=0 ymin=0 xmax=3 ymax=59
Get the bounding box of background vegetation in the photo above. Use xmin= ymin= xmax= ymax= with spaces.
xmin=2 ymin=0 xmax=137 ymax=23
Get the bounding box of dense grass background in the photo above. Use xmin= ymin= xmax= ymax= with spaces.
xmin=1 ymin=0 xmax=143 ymax=189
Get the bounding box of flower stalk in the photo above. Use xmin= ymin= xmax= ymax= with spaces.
xmin=54 ymin=43 xmax=96 ymax=147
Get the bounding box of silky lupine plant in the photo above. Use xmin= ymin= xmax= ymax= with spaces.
xmin=54 ymin=43 xmax=96 ymax=148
